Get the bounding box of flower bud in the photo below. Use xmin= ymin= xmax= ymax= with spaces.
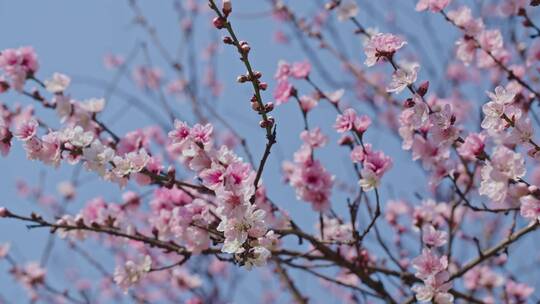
xmin=259 ymin=116 xmax=275 ymax=128
xmin=0 ymin=207 xmax=8 ymax=217
xmin=417 ymin=81 xmax=429 ymax=97
xmin=404 ymin=98 xmax=415 ymax=108
xmin=240 ymin=43 xmax=251 ymax=54
xmin=212 ymin=16 xmax=226 ymax=29
xmin=259 ymin=82 xmax=268 ymax=90
xmin=324 ymin=1 xmax=339 ymax=10
xmin=251 ymin=101 xmax=262 ymax=112
xmin=222 ymin=0 xmax=232 ymax=17
xmin=237 ymin=75 xmax=248 ymax=83
xmin=223 ymin=36 xmax=234 ymax=45
xmin=264 ymin=102 xmax=274 ymax=113
xmin=338 ymin=135 xmax=353 ymax=146
xmin=167 ymin=165 xmax=176 ymax=178
xmin=0 ymin=80 xmax=9 ymax=93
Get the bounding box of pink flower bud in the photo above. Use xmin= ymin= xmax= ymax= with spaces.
xmin=264 ymin=102 xmax=274 ymax=113
xmin=222 ymin=36 xmax=233 ymax=45
xmin=0 ymin=80 xmax=9 ymax=93
xmin=417 ymin=81 xmax=429 ymax=97
xmin=167 ymin=165 xmax=176 ymax=177
xmin=404 ymin=98 xmax=415 ymax=108
xmin=259 ymin=116 xmax=275 ymax=128
xmin=212 ymin=17 xmax=226 ymax=29
xmin=0 ymin=207 xmax=8 ymax=217
xmin=240 ymin=43 xmax=251 ymax=54
xmin=251 ymin=101 xmax=262 ymax=112
xmin=222 ymin=0 xmax=232 ymax=16
xmin=237 ymin=75 xmax=248 ymax=83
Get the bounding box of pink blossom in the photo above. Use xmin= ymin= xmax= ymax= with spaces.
xmin=321 ymin=216 xmax=353 ymax=242
xmin=387 ymin=61 xmax=420 ymax=93
xmin=350 ymin=144 xmax=372 ymax=163
xmin=44 ymin=73 xmax=71 ymax=93
xmin=481 ymin=101 xmax=505 ymax=132
xmin=284 ymin=159 xmax=334 ymax=211
xmin=114 ymin=255 xmax=152 ymax=293
xmin=364 ymin=33 xmax=407 ymax=67
xmin=273 ymin=31 xmax=289 ymax=44
xmin=290 ymin=61 xmax=311 ymax=79
xmin=57 ymin=181 xmax=76 ymax=200
xmin=245 ymin=246 xmax=271 ymax=269
xmin=325 ymin=89 xmax=345 ymax=104
xmin=334 ymin=108 xmax=360 ymax=133
xmin=298 ymin=95 xmax=317 ymax=112
xmin=118 ymin=129 xmax=148 ymax=154
xmin=0 ymin=242 xmax=10 ymax=258
xmin=464 ymin=266 xmax=504 ymax=290
xmin=79 ymin=98 xmax=106 ymax=113
xmin=360 ymin=149 xmax=392 ymax=191
xmin=506 ymin=280 xmax=534 ymax=300
xmin=274 ymin=60 xmax=291 ymax=81
xmin=0 ymin=47 xmax=38 ymax=91
xmin=169 ymin=120 xmax=191 ymax=145
xmin=22 ymin=262 xmax=46 ymax=286
xmin=168 ymin=78 xmax=188 ymax=96
xmin=478 ymin=30 xmax=504 ymax=53
xmin=447 ymin=7 xmax=484 ymax=35
xmin=456 ymin=38 xmax=477 ymax=65
xmin=422 ymin=225 xmax=447 ymax=247
xmin=273 ymin=80 xmax=293 ymax=105
xmin=300 ymin=128 xmax=327 ymax=148
xmin=479 ymin=146 xmax=526 ymax=204
xmin=520 ymin=195 xmax=540 ymax=223
xmin=103 ymin=53 xmax=125 ymax=69
xmin=217 ymin=205 xmax=268 ymax=253
xmin=457 ymin=133 xmax=485 ymax=160
xmin=132 ymin=65 xmax=162 ymax=90
xmin=411 ymin=248 xmax=448 ymax=279
xmin=412 ymin=271 xmax=454 ymax=303
xmin=355 ymin=115 xmax=372 ymax=133
xmin=14 ymin=119 xmax=38 ymax=141
xmin=429 ymin=104 xmax=459 ymax=147
xmin=508 ymin=116 xmax=533 ymax=145
xmin=171 ymin=268 xmax=202 ymax=290
xmin=415 ymin=0 xmax=451 ymax=12
xmin=487 ymin=85 xmax=516 ymax=105
xmin=190 ymin=123 xmax=213 ymax=146
xmin=336 ymin=1 xmax=358 ymax=21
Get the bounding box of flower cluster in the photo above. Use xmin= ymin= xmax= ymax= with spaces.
xmin=411 ymin=249 xmax=453 ymax=303
xmin=479 ymin=145 xmax=525 ymax=204
xmin=113 ymin=255 xmax=152 ymax=293
xmin=167 ymin=120 xmax=276 ymax=262
xmin=0 ymin=46 xmax=39 ymax=91
xmin=283 ymin=128 xmax=334 ymax=211
xmin=273 ymin=60 xmax=312 ymax=105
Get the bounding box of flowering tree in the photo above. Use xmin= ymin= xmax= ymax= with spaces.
xmin=1 ymin=0 xmax=540 ymax=303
